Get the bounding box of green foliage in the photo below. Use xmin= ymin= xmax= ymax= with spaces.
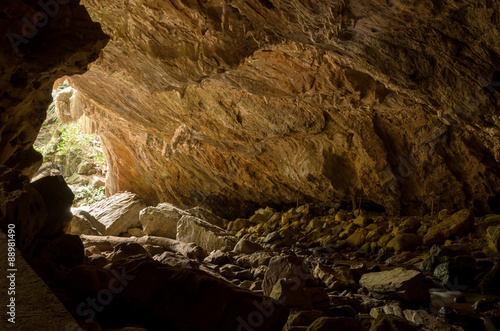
xmin=71 ymin=185 xmax=106 ymax=207
xmin=34 ymin=122 xmax=105 ymax=164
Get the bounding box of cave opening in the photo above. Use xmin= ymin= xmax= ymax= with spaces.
xmin=32 ymin=79 xmax=107 ymax=207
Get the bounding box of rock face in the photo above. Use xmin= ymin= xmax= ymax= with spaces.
xmin=56 ymin=0 xmax=500 ymax=218
xmin=0 ymin=0 xmax=108 ymax=180
xmin=87 ymin=192 xmax=147 ymax=236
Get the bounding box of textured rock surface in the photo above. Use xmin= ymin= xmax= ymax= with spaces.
xmin=176 ymin=215 xmax=237 ymax=252
xmin=423 ymin=209 xmax=475 ymax=246
xmin=0 ymin=0 xmax=108 ymax=179
xmin=139 ymin=202 xmax=188 ymax=238
xmin=87 ymin=192 xmax=147 ymax=236
xmin=359 ymin=267 xmax=430 ymax=303
xmin=60 ymin=0 xmax=500 ymax=218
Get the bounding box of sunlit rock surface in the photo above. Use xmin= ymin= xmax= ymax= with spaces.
xmin=4 ymin=0 xmax=499 ymax=218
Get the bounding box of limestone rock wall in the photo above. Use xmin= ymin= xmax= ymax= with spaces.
xmin=68 ymin=0 xmax=500 ymax=218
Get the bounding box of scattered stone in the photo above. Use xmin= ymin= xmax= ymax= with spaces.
xmin=88 ymin=192 xmax=147 ymax=236
xmin=421 ymin=244 xmax=469 ymax=273
xmin=313 ymin=264 xmax=356 ymax=291
xmin=111 ymin=242 xmax=150 ymax=262
xmin=423 ymin=209 xmax=474 ymax=246
xmin=359 ymin=267 xmax=430 ymax=303
xmin=203 ymin=250 xmax=232 ymax=265
xmin=252 ymin=265 xmax=268 ymax=279
xmin=177 ymin=215 xmax=237 ymax=252
xmin=345 ymin=229 xmax=369 ymax=249
xmin=386 ymin=234 xmax=421 ymax=252
xmin=393 ymin=218 xmax=420 ymax=235
xmin=154 ymin=251 xmax=199 ymax=269
xmin=370 ymin=305 xmax=404 ymax=319
xmin=263 ymin=255 xmax=310 ymax=296
xmin=233 ymin=238 xmax=263 ymax=254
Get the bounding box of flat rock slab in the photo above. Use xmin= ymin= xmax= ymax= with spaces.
xmin=359 ymin=267 xmax=430 ymax=303
xmin=88 ymin=192 xmax=146 ymax=236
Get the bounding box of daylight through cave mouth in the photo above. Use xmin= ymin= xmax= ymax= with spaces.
xmin=33 ymin=79 xmax=107 ymax=207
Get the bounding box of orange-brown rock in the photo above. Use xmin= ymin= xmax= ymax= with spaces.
xmin=64 ymin=0 xmax=500 ymax=218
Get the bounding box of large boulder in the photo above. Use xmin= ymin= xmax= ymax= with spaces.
xmin=66 ymin=208 xmax=105 ymax=236
xmin=176 ymin=215 xmax=237 ymax=252
xmin=139 ymin=203 xmax=188 ymax=238
xmin=262 ymin=255 xmax=310 ymax=296
xmin=423 ymin=210 xmax=475 ymax=246
xmin=359 ymin=267 xmax=430 ymax=303
xmin=88 ymin=192 xmax=147 ymax=236
xmin=76 ymin=256 xmax=289 ymax=330
xmin=0 ymin=167 xmax=47 ymax=251
xmin=186 ymin=206 xmax=225 ymax=228
xmin=31 ymin=175 xmax=74 ymax=239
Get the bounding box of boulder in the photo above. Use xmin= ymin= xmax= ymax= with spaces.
xmin=393 ymin=218 xmax=421 ymax=235
xmin=139 ymin=203 xmax=188 ymax=238
xmin=420 ymin=244 xmax=469 ymax=273
xmin=313 ymin=264 xmax=356 ymax=291
xmin=270 ymin=278 xmax=313 ymax=309
xmin=186 ymin=206 xmax=225 ymax=228
xmin=423 ymin=209 xmax=474 ymax=246
xmin=88 ymin=192 xmax=147 ymax=236
xmin=66 ymin=208 xmax=105 ymax=235
xmin=177 ymin=215 xmax=237 ymax=252
xmin=263 ymin=255 xmax=310 ymax=296
xmin=110 ymin=242 xmax=150 ymax=262
xmin=370 ymin=305 xmax=404 ymax=319
xmin=31 ymin=175 xmax=74 ymax=239
xmin=345 ymin=229 xmax=369 ymax=249
xmin=386 ymin=234 xmax=421 ymax=252
xmin=233 ymin=238 xmax=264 ymax=254
xmin=487 ymin=225 xmax=500 ymax=253
xmin=77 ymin=161 xmax=94 ymax=175
xmin=154 ymin=251 xmax=199 ymax=269
xmin=106 ymin=256 xmax=289 ymax=330
xmin=359 ymin=267 xmax=430 ymax=303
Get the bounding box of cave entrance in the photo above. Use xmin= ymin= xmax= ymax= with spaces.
xmin=33 ymin=79 xmax=107 ymax=207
